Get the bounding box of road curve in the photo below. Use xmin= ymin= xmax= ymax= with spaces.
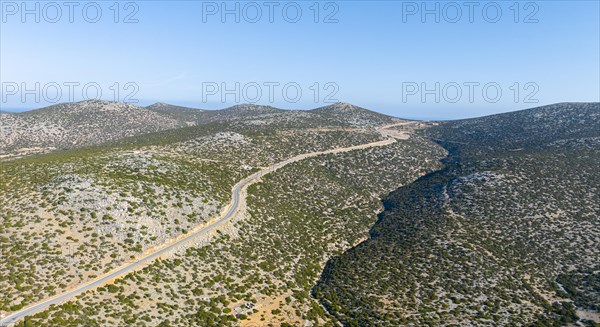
xmin=0 ymin=136 xmax=396 ymax=326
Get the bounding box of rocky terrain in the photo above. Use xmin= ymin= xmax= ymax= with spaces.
xmin=0 ymin=101 xmax=406 ymax=323
xmin=0 ymin=101 xmax=398 ymax=160
xmin=310 ymin=103 xmax=402 ymax=127
xmin=0 ymin=101 xmax=195 ymax=159
xmin=1 ymin=101 xmax=598 ymax=326
xmin=6 ymin=123 xmax=444 ymax=327
xmin=313 ymin=102 xmax=600 ymax=326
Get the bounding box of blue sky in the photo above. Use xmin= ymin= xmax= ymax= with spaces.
xmin=1 ymin=0 xmax=599 ymax=119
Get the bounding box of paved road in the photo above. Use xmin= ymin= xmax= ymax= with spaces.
xmin=0 ymin=136 xmax=396 ymax=326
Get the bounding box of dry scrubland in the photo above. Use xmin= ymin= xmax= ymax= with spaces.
xmin=314 ymin=102 xmax=600 ymax=327
xmin=1 ymin=101 xmax=405 ymax=323
xmin=0 ymin=101 xmax=193 ymax=159
xmin=1 ymin=101 xmax=598 ymax=327
xmin=14 ymin=130 xmax=444 ymax=326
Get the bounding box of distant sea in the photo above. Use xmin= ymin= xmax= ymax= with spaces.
xmin=0 ymin=107 xmax=32 ymax=113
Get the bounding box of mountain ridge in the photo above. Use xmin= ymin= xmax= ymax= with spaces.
xmin=0 ymin=100 xmax=399 ymax=159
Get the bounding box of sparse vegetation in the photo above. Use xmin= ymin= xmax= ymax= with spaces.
xmin=313 ymin=102 xmax=600 ymax=326
xmin=2 ymin=102 xmax=598 ymax=326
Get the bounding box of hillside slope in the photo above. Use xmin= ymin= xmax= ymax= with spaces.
xmin=313 ymin=102 xmax=600 ymax=326
xmin=0 ymin=101 xmax=409 ymax=320
xmin=0 ymin=101 xmax=195 ymax=158
xmin=1 ymin=101 xmax=401 ymax=159
xmin=310 ymin=102 xmax=401 ymax=127
xmin=144 ymin=102 xmax=206 ymax=123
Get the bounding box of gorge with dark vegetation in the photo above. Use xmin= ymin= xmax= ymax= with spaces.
xmin=314 ymin=103 xmax=600 ymax=326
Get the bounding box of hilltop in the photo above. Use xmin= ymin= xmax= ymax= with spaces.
xmin=0 ymin=100 xmax=194 ymax=158
xmin=145 ymin=102 xmax=204 ymax=112
xmin=311 ymin=102 xmax=401 ymax=127
xmin=0 ymin=101 xmax=402 ymax=158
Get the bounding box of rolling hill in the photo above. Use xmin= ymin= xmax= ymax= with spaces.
xmin=0 ymin=101 xmax=401 ymax=159
xmin=0 ymin=100 xmax=195 ymax=159
xmin=313 ymin=102 xmax=600 ymax=326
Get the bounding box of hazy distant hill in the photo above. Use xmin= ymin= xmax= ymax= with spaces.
xmin=140 ymin=102 xmax=209 ymax=127
xmin=314 ymin=102 xmax=600 ymax=326
xmin=0 ymin=101 xmax=401 ymax=158
xmin=145 ymin=102 xmax=204 ymax=113
xmin=213 ymin=103 xmax=283 ymax=116
xmin=311 ymin=102 xmax=401 ymax=127
xmin=0 ymin=100 xmax=194 ymax=158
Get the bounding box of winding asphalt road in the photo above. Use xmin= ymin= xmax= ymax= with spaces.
xmin=0 ymin=136 xmax=396 ymax=326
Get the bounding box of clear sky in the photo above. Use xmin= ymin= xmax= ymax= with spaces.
xmin=1 ymin=0 xmax=599 ymax=119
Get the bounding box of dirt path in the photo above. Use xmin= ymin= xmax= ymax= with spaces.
xmin=1 ymin=133 xmax=397 ymax=326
